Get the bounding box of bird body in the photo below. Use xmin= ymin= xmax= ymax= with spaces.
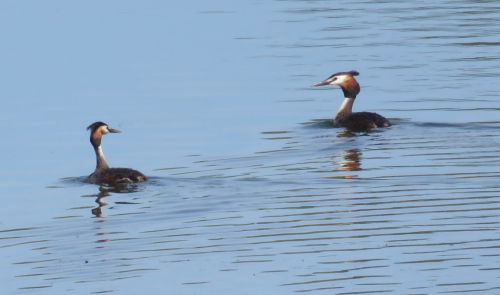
xmin=312 ymin=71 xmax=391 ymax=130
xmin=88 ymin=167 xmax=147 ymax=184
xmin=87 ymin=122 xmax=147 ymax=185
xmin=334 ymin=111 xmax=390 ymax=129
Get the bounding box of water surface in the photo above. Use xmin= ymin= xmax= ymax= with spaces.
xmin=2 ymin=1 xmax=500 ymax=294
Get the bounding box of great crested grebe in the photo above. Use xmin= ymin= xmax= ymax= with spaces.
xmin=312 ymin=70 xmax=391 ymax=130
xmin=87 ymin=122 xmax=147 ymax=185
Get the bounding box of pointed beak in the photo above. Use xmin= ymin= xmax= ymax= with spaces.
xmin=108 ymin=128 xmax=121 ymax=133
xmin=311 ymin=80 xmax=330 ymax=87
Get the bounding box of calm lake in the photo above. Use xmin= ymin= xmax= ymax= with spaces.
xmin=2 ymin=1 xmax=500 ymax=294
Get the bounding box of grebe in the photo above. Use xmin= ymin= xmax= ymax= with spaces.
xmin=312 ymin=70 xmax=391 ymax=130
xmin=87 ymin=122 xmax=147 ymax=185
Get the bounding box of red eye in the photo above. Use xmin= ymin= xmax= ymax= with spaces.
xmin=332 ymin=77 xmax=337 ymax=81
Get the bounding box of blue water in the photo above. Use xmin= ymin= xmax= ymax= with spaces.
xmin=2 ymin=1 xmax=500 ymax=294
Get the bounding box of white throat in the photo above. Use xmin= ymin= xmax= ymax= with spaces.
xmin=96 ymin=146 xmax=106 ymax=160
xmin=95 ymin=145 xmax=110 ymax=171
xmin=338 ymin=97 xmax=355 ymax=115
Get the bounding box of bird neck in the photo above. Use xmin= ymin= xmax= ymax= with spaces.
xmin=340 ymin=76 xmax=360 ymax=99
xmin=93 ymin=145 xmax=110 ymax=171
xmin=335 ymin=97 xmax=355 ymax=120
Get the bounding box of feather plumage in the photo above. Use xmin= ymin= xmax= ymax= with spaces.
xmin=87 ymin=122 xmax=147 ymax=185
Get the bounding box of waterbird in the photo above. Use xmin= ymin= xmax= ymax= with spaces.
xmin=312 ymin=70 xmax=391 ymax=130
xmin=87 ymin=122 xmax=147 ymax=184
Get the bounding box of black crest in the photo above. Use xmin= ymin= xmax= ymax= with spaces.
xmin=87 ymin=121 xmax=108 ymax=132
xmin=329 ymin=70 xmax=359 ymax=78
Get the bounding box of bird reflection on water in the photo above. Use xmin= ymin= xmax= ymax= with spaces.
xmin=335 ymin=148 xmax=362 ymax=173
xmin=91 ymin=184 xmax=143 ymax=217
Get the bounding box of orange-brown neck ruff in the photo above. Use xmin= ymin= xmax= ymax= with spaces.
xmin=339 ymin=75 xmax=360 ymax=99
